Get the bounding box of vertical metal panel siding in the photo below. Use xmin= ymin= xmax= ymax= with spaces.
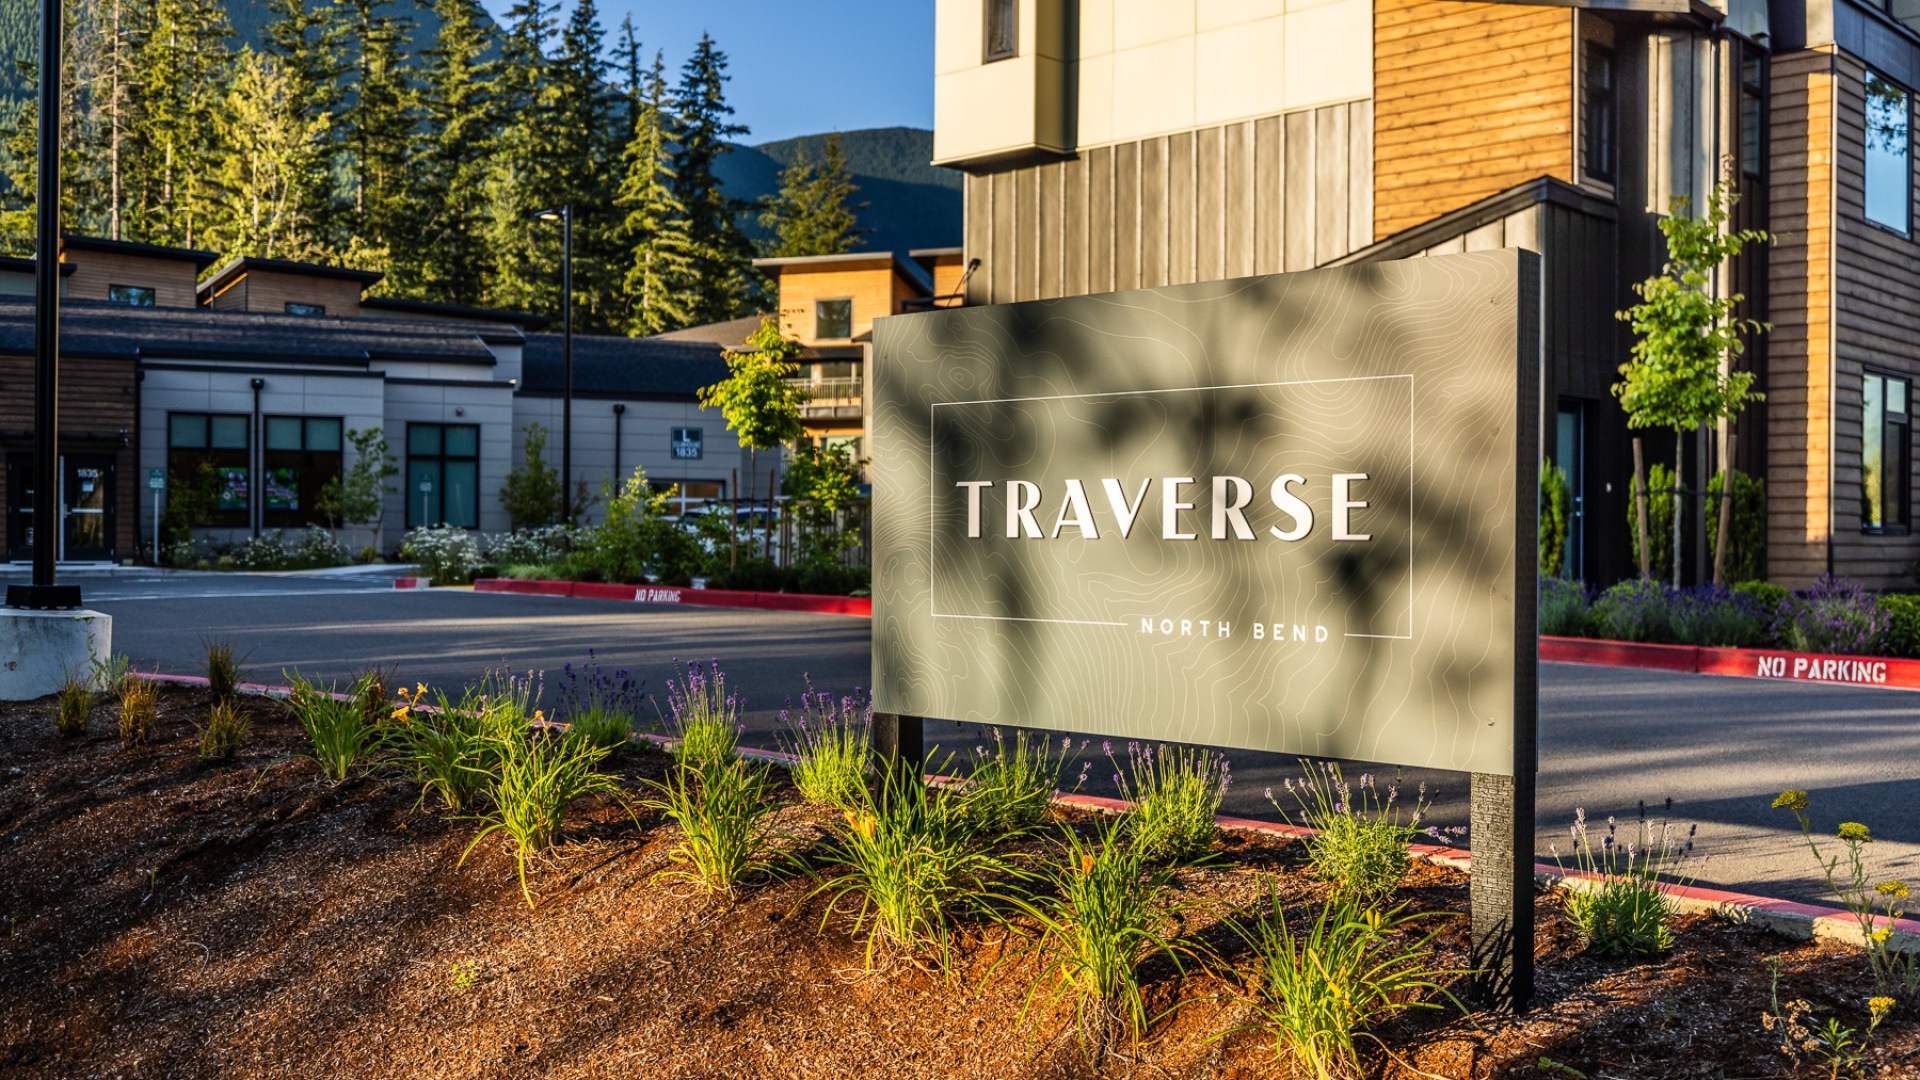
xmin=1254 ymin=116 xmax=1284 ymax=275
xmin=1088 ymin=146 xmax=1114 ymax=294
xmin=1115 ymin=140 xmax=1141 ymax=291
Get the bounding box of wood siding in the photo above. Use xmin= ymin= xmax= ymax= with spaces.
xmin=1374 ymin=0 xmax=1576 ymax=241
xmin=0 ymin=354 xmax=140 ymax=560
xmin=773 ymin=266 xmax=910 ymax=344
xmin=60 ymin=249 xmax=201 ymax=309
xmin=963 ymin=100 xmax=1373 ymax=306
xmin=207 ymin=270 xmax=364 ymax=317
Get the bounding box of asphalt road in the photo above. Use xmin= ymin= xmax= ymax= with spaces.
xmin=14 ymin=566 xmax=1920 ymax=905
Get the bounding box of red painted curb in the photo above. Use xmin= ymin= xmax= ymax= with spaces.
xmin=1542 ymin=635 xmax=1920 ymax=691
xmin=392 ymin=577 xmax=429 ymax=589
xmin=472 ymin=577 xmax=871 ymax=617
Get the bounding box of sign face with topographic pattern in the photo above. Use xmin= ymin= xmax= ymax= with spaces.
xmin=870 ymin=251 xmax=1538 ymax=776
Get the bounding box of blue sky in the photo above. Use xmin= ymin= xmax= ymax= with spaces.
xmin=481 ymin=0 xmax=936 ymax=144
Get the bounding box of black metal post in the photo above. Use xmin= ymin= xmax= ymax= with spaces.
xmin=871 ymin=713 xmax=924 ymax=795
xmin=7 ymin=0 xmax=78 ymax=610
xmin=249 ymin=377 xmax=264 ymax=538
xmin=611 ymin=402 xmax=625 ymax=482
xmin=561 ymin=206 xmax=573 ymax=527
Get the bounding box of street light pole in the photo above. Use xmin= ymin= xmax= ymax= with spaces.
xmin=532 ymin=206 xmax=574 ymax=527
xmin=8 ymin=0 xmax=78 ymax=610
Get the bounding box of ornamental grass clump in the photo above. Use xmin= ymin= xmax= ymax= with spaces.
xmin=962 ymin=728 xmax=1083 ymax=839
xmin=1109 ymin=741 xmax=1229 ymax=864
xmin=779 ymin=681 xmax=872 ymax=809
xmin=814 ymin=772 xmax=1019 ymax=972
xmin=1538 ymin=576 xmax=1594 ymax=637
xmin=1229 ymin=888 xmax=1461 ymax=1080
xmin=460 ymin=726 xmax=623 ymax=907
xmin=286 ymin=671 xmax=389 ymax=783
xmin=393 ymin=672 xmax=534 ymax=811
xmin=1273 ymin=761 xmax=1430 ymax=906
xmin=1015 ymin=821 xmax=1197 ymax=1055
xmin=199 ymin=636 xmax=250 ymax=704
xmin=555 ymin=650 xmax=644 ymax=756
xmin=1775 ymin=576 xmax=1893 ymax=656
xmin=662 ymin=659 xmax=740 ymax=771
xmin=1775 ymin=790 xmax=1919 ymax=998
xmin=53 ymin=666 xmax=94 ymax=739
xmin=1551 ymin=800 xmax=1700 ymax=957
xmin=197 ymin=700 xmax=249 ymax=760
xmin=647 ymin=753 xmax=781 ymax=899
xmin=118 ymin=674 xmax=158 ymax=749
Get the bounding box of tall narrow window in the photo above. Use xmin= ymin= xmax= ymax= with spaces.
xmin=167 ymin=412 xmax=251 ymax=527
xmin=263 ymin=416 xmax=344 ymax=528
xmin=815 ymin=298 xmax=853 ymax=340
xmin=1739 ymin=53 xmax=1766 ymax=180
xmin=1583 ymin=43 xmax=1617 ymax=184
xmin=1866 ymin=71 xmax=1910 ymax=233
xmin=984 ymin=0 xmax=1017 ymax=62
xmin=1863 ymin=371 xmax=1912 ymax=533
xmin=406 ymin=423 xmax=480 ymax=528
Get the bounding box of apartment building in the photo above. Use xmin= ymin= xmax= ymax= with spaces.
xmin=931 ymin=0 xmax=1920 ymax=589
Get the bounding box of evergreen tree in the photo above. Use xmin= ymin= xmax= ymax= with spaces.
xmin=547 ymin=0 xmax=620 ymax=331
xmin=671 ymin=33 xmax=756 ymax=325
xmin=336 ymin=0 xmax=415 ymax=263
xmin=261 ymin=0 xmax=346 ymax=256
xmin=616 ymin=50 xmax=692 ymax=335
xmin=131 ymin=0 xmax=232 ymax=249
xmin=89 ymin=0 xmax=149 ymax=242
xmin=482 ymin=0 xmax=558 ymax=313
xmin=209 ymin=48 xmax=330 ymax=258
xmin=404 ymin=0 xmax=496 ymax=303
xmin=758 ymin=132 xmax=867 ymax=257
xmin=0 ymin=0 xmax=103 ymax=251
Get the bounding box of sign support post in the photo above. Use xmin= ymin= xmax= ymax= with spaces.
xmin=1469 ymin=770 xmax=1535 ymax=1011
xmin=871 ymin=713 xmax=923 ymax=793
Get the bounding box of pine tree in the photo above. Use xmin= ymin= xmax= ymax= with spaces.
xmin=671 ymin=33 xmax=756 ymax=325
xmin=262 ymin=0 xmax=346 ymax=256
xmin=616 ymin=50 xmax=693 ymax=335
xmin=131 ymin=0 xmax=233 ymax=249
xmin=0 ymin=0 xmax=104 ymax=251
xmin=404 ymin=0 xmax=496 ymax=303
xmin=483 ymin=0 xmax=558 ymax=313
xmin=209 ymin=48 xmax=330 ymax=258
xmin=337 ymin=0 xmax=415 ymax=264
xmin=758 ymin=132 xmax=868 ymax=257
xmin=547 ymin=0 xmax=620 ymax=331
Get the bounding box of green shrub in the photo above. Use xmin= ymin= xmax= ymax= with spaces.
xmin=813 ymin=773 xmax=1017 ymax=971
xmin=1538 ymin=576 xmax=1592 ymax=637
xmin=286 ymin=672 xmax=388 ymax=783
xmin=780 ymin=684 xmax=871 ymax=809
xmin=1016 ymin=821 xmax=1196 ymax=1055
xmin=119 ymin=674 xmax=157 ymax=749
xmin=1590 ymin=579 xmax=1675 ymax=643
xmin=708 ymin=556 xmax=789 ymax=593
xmin=792 ymin=560 xmax=870 ymax=597
xmin=1774 ymin=576 xmax=1891 ymax=656
xmin=1230 ymin=891 xmax=1460 ymax=1080
xmin=54 ymin=667 xmax=94 ymax=738
xmin=1708 ymin=467 xmax=1767 ymax=583
xmin=199 ymin=636 xmax=250 ymax=704
xmin=1879 ymin=594 xmax=1920 ymax=659
xmin=401 ymin=526 xmax=482 ymax=584
xmin=1274 ymin=762 xmax=1428 ymax=906
xmin=1627 ymin=462 xmax=1678 ymax=582
xmin=1668 ymin=585 xmax=1771 ymax=648
xmin=576 ymin=468 xmax=691 ymax=584
xmin=1552 ymin=802 xmax=1696 ymax=957
xmin=1735 ymin=579 xmax=1789 ymax=610
xmin=198 ymin=700 xmax=250 ymax=760
xmin=1540 ymin=460 xmax=1571 ymax=577
xmin=498 ymin=422 xmax=564 ymax=530
xmin=961 ymin=728 xmax=1076 ymax=839
xmin=663 ymin=660 xmax=739 ymax=771
xmin=646 ymin=754 xmax=781 ymax=899
xmin=459 ymin=727 xmax=622 ymax=907
xmin=1110 ymin=742 xmax=1228 ymax=864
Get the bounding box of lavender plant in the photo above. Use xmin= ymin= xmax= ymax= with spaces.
xmin=778 ymin=681 xmax=872 ymax=809
xmin=1668 ymin=585 xmax=1770 ymax=648
xmin=660 ymin=659 xmax=740 ymax=769
xmin=961 ymin=728 xmax=1085 ymax=839
xmin=1271 ymin=761 xmax=1431 ymax=905
xmin=556 ymin=650 xmax=645 ymax=755
xmin=1538 ymin=576 xmax=1594 ymax=637
xmin=1591 ymin=578 xmax=1676 ymax=643
xmin=1109 ymin=741 xmax=1229 ymax=864
xmin=1775 ymin=577 xmax=1892 ymax=656
xmin=1550 ymin=799 xmax=1700 ymax=957
xmin=1774 ymin=791 xmax=1918 ymax=998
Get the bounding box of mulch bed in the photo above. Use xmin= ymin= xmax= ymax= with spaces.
xmin=0 ymin=686 xmax=1916 ymax=1079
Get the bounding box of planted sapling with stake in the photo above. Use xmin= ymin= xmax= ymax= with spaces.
xmin=778 ymin=680 xmax=872 ymax=810
xmin=1551 ymin=799 xmax=1700 ymax=957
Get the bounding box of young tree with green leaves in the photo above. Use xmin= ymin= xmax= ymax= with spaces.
xmin=317 ymin=427 xmax=400 ymax=540
xmin=405 ymin=0 xmax=496 ymax=303
xmin=1614 ymin=182 xmax=1769 ymax=586
xmin=499 ymin=421 xmax=563 ymax=528
xmin=759 ymin=132 xmax=868 ymax=257
xmin=672 ymin=33 xmax=757 ymax=325
xmin=210 ymin=49 xmax=331 ymax=259
xmin=698 ymin=316 xmax=808 ymax=511
xmin=130 ymin=0 xmax=233 ymax=249
xmin=616 ymin=49 xmax=693 ymax=335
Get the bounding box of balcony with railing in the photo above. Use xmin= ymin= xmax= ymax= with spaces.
xmin=787 ymin=376 xmax=863 ymax=421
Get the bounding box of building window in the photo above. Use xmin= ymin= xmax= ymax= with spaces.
xmin=815 ymin=298 xmax=853 ymax=340
xmin=1739 ymin=52 xmax=1767 ymax=180
xmin=1866 ymin=70 xmax=1910 ymax=233
xmin=984 ymin=0 xmax=1017 ymax=62
xmin=1864 ymin=371 xmax=1912 ymax=533
xmin=167 ymin=412 xmax=251 ymax=527
xmin=1582 ymin=43 xmax=1616 ymax=184
xmin=108 ymin=284 xmax=156 ymax=307
xmin=406 ymin=423 xmax=479 ymax=529
xmin=285 ymin=301 xmax=326 ymax=316
xmin=263 ymin=416 xmax=344 ymax=528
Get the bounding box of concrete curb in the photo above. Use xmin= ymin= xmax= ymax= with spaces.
xmin=1542 ymin=635 xmax=1920 ymax=692
xmin=469 ymin=577 xmax=870 ymax=616
xmin=137 ymin=672 xmax=1915 ymax=953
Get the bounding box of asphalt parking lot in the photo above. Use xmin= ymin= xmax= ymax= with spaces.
xmin=14 ymin=566 xmax=1920 ymax=905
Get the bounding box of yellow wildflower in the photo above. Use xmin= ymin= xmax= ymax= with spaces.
xmin=1876 ymin=881 xmax=1912 ymax=898
xmin=1871 ymin=996 xmax=1896 ymax=1019
xmin=1773 ymin=790 xmax=1810 ymax=812
xmin=390 ymin=706 xmax=409 ymax=721
xmin=1839 ymin=822 xmax=1873 ymax=843
xmin=533 ymin=710 xmax=545 ymax=722
xmin=1872 ymin=928 xmax=1893 ymax=944
xmin=842 ymin=811 xmax=876 ymax=840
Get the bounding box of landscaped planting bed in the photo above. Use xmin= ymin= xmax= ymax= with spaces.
xmin=2 ymin=680 xmax=1917 ymax=1079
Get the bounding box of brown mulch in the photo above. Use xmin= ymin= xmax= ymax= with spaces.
xmin=0 ymin=686 xmax=1916 ymax=1079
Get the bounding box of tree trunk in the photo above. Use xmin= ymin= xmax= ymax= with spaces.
xmin=1633 ymin=438 xmax=1650 ymax=580
xmin=1714 ymin=433 xmax=1736 ymax=586
xmin=1672 ymin=429 xmax=1685 ymax=589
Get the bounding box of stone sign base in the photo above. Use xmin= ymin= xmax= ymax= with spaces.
xmin=0 ymin=609 xmax=112 ymax=701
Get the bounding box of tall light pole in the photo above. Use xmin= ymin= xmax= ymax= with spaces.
xmin=8 ymin=0 xmax=77 ymax=610
xmin=532 ymin=206 xmax=573 ymax=526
